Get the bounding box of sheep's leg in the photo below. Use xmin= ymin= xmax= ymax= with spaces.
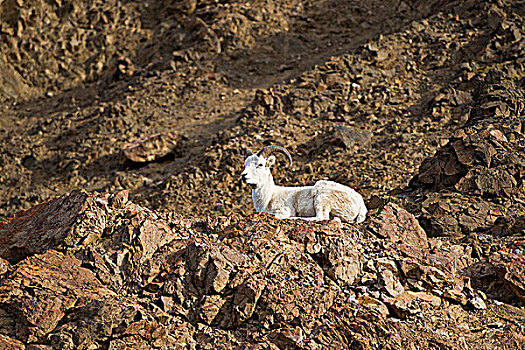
xmin=274 ymin=208 xmax=293 ymax=220
xmin=313 ymin=199 xmax=331 ymax=221
xmin=288 ymin=205 xmax=330 ymax=221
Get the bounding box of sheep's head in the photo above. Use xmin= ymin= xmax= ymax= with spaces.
xmin=240 ymin=146 xmax=292 ymax=189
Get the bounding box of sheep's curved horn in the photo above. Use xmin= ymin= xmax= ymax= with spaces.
xmin=257 ymin=145 xmax=293 ymax=167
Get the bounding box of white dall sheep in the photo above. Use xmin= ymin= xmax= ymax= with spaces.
xmin=240 ymin=145 xmax=367 ymax=223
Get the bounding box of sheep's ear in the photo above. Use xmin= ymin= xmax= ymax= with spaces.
xmin=266 ymin=155 xmax=276 ymax=167
xmin=246 ymin=149 xmax=253 ymax=156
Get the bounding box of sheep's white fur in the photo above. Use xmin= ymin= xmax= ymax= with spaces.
xmin=241 ymin=149 xmax=367 ymax=223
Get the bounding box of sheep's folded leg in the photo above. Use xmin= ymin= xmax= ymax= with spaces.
xmin=274 ymin=210 xmax=292 ymax=220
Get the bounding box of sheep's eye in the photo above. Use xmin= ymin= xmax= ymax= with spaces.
xmin=257 ymin=164 xmax=263 ymax=168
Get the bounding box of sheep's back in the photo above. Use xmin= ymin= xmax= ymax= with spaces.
xmin=313 ymin=180 xmax=366 ymax=222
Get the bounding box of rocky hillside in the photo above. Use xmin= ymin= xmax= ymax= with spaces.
xmin=0 ymin=190 xmax=523 ymax=349
xmin=0 ymin=0 xmax=524 ymax=348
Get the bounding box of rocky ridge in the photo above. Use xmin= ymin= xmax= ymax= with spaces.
xmin=0 ymin=190 xmax=523 ymax=349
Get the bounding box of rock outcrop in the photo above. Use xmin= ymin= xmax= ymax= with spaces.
xmin=0 ymin=190 xmax=523 ymax=349
xmin=410 ymin=71 xmax=525 ymax=238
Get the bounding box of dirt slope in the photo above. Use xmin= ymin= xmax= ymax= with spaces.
xmin=0 ymin=0 xmax=465 ymax=218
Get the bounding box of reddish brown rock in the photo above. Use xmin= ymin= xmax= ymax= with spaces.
xmin=383 ymin=291 xmax=441 ymax=319
xmin=288 ymin=220 xmax=362 ymax=286
xmin=377 ymin=263 xmax=405 ymax=297
xmin=173 ymin=215 xmax=341 ymax=329
xmin=0 ymin=334 xmax=24 ymax=350
xmin=0 ymin=189 xmax=180 ymax=293
xmin=357 ymin=295 xmax=390 ymax=318
xmin=419 ymin=194 xmax=505 ymax=237
xmin=49 ymin=299 xmax=195 ymax=349
xmin=465 ymin=260 xmax=522 ymax=305
xmin=394 ymin=242 xmax=473 ymax=305
xmin=369 ymin=202 xmax=428 ymax=248
xmin=257 ymin=243 xmax=339 ymax=329
xmin=0 ymin=190 xmax=112 ymax=263
xmin=0 ymin=250 xmax=114 ymax=342
xmin=309 ymin=295 xmax=403 ymax=349
xmin=181 ymin=239 xmax=267 ymax=328
xmin=489 ymin=240 xmax=525 ymax=302
xmin=120 ymin=132 xmax=178 ymax=164
xmin=269 ymin=326 xmax=304 ymax=349
xmin=490 ymin=215 xmax=525 ymax=237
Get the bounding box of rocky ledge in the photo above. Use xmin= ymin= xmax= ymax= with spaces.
xmin=0 ymin=189 xmax=523 ymax=349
